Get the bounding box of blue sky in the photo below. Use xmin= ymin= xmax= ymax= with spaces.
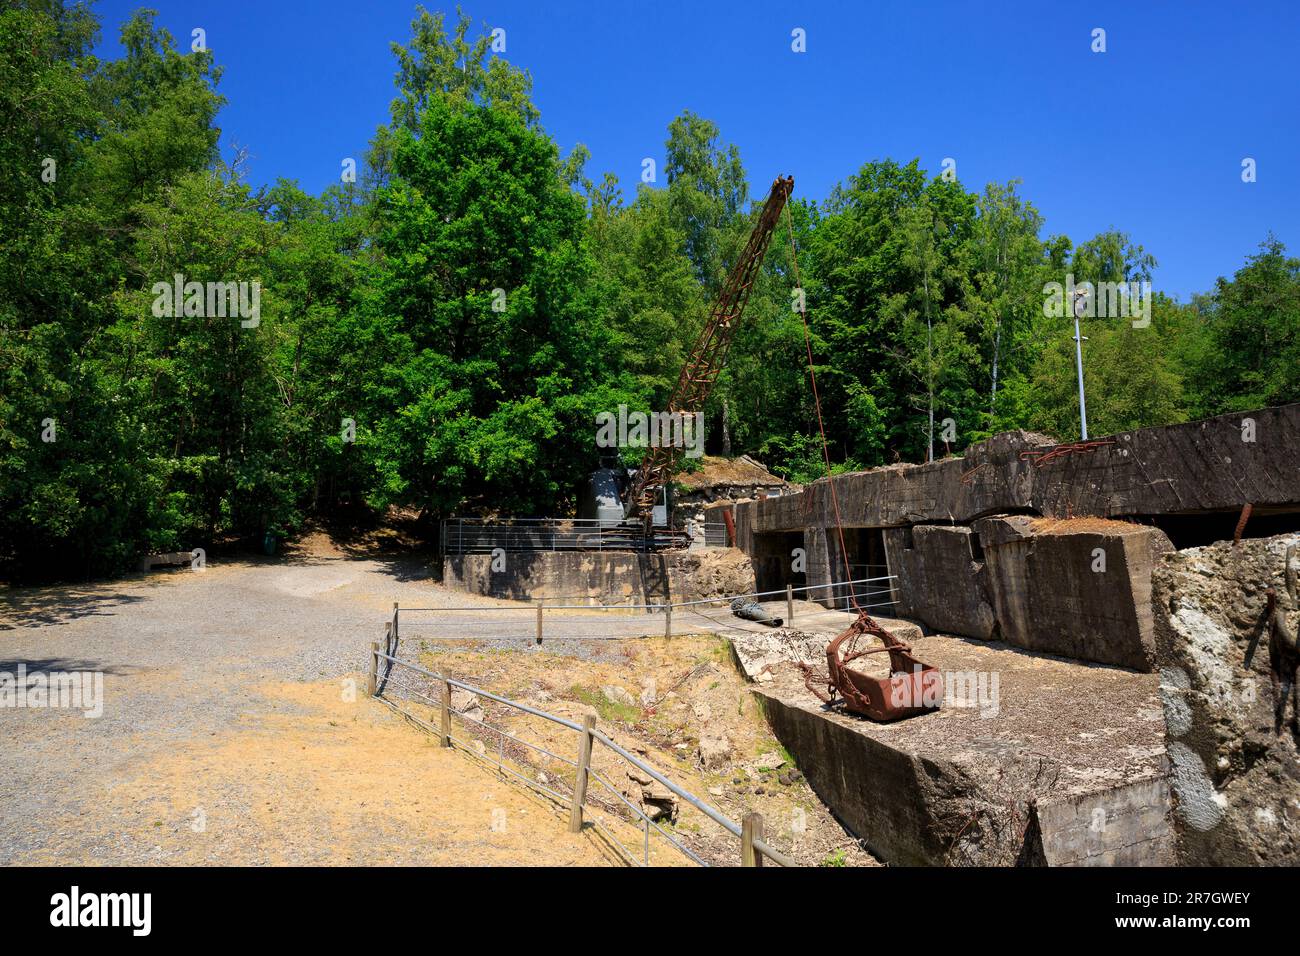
xmin=90 ymin=0 xmax=1299 ymax=300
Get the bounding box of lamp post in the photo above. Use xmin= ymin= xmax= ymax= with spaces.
xmin=1071 ymin=286 xmax=1090 ymax=441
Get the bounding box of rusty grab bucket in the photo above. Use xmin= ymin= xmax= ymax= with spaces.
xmin=812 ymin=610 xmax=943 ymax=721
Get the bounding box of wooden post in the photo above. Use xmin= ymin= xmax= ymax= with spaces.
xmin=786 ymin=585 xmax=794 ymax=624
xmin=367 ymin=640 xmax=379 ymax=697
xmin=392 ymin=602 xmax=399 ymax=646
xmin=536 ymin=601 xmax=543 ymax=645
xmin=568 ymin=713 xmax=596 ymax=833
xmin=439 ymin=680 xmax=451 ymax=747
xmin=741 ymin=812 xmax=764 ymax=867
xmin=664 ymin=602 xmax=672 ymax=638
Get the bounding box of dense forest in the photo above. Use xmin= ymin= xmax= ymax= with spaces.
xmin=3 ymin=2 xmax=1299 ymax=579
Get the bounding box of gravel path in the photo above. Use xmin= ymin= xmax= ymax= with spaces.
xmin=1 ymin=539 xmax=871 ymax=865
xmin=0 ymin=549 xmax=679 ymax=865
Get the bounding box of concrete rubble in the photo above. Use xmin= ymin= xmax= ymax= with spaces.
xmin=1153 ymin=534 xmax=1300 ymax=865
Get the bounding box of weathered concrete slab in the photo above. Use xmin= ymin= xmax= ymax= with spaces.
xmin=1026 ymin=777 xmax=1175 ymax=866
xmin=729 ymin=611 xmax=924 ymax=681
xmin=975 ymin=517 xmax=1174 ymax=671
xmin=751 ymin=635 xmax=1172 ymax=866
xmin=736 ymin=404 xmax=1300 ymax=535
xmin=138 ymin=551 xmax=193 ymax=572
xmin=444 ymin=549 xmax=754 ymax=604
xmin=884 ymin=525 xmax=996 ymax=639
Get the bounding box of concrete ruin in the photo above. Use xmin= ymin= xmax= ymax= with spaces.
xmin=438 ymin=404 xmax=1300 ymax=865
xmin=715 ymin=404 xmax=1300 ymax=866
xmin=444 ymin=548 xmax=755 ymax=605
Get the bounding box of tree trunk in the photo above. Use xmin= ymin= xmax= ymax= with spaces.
xmin=720 ymin=396 xmax=732 ymax=457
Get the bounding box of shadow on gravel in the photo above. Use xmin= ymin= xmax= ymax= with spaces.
xmin=0 ymin=589 xmax=146 ymax=630
xmin=358 ymin=554 xmax=439 ymax=584
xmin=0 ymin=657 xmax=140 ymax=675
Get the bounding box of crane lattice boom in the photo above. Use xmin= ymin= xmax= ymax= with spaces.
xmin=623 ymin=175 xmax=794 ymax=522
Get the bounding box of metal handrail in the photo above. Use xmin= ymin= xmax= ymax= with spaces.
xmin=441 ymin=517 xmax=727 ymax=555
xmin=373 ymin=650 xmax=793 ymax=867
xmin=395 ymin=574 xmax=897 ymax=614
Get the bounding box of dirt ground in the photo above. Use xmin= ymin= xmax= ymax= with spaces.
xmin=396 ymin=635 xmax=879 ymax=867
xmin=13 ymin=678 xmax=611 ymax=866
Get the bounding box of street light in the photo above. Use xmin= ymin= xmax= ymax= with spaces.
xmin=1071 ymin=286 xmax=1090 ymax=440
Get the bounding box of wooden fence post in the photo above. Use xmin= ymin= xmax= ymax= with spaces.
xmin=786 ymin=585 xmax=794 ymax=624
xmin=664 ymin=602 xmax=672 ymax=638
xmin=536 ymin=601 xmax=544 ymax=645
xmin=741 ymin=812 xmax=765 ymax=867
xmin=367 ymin=640 xmax=379 ymax=697
xmin=439 ymin=680 xmax=451 ymax=747
xmin=392 ymin=602 xmax=399 ymax=646
xmin=568 ymin=713 xmax=597 ymax=833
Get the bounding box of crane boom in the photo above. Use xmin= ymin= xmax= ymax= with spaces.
xmin=623 ymin=175 xmax=794 ymax=523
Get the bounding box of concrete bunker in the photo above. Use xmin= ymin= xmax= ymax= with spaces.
xmin=828 ymin=526 xmax=891 ymax=610
xmin=750 ymin=530 xmax=806 ymax=596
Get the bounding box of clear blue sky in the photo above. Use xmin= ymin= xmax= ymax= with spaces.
xmin=90 ymin=0 xmax=1299 ymax=300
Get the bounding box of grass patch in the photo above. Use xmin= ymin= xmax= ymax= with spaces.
xmin=819 ymin=848 xmax=847 ymax=868
xmin=568 ymin=684 xmax=641 ymax=724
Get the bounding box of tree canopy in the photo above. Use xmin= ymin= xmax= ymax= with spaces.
xmin=2 ymin=3 xmax=1293 ymax=580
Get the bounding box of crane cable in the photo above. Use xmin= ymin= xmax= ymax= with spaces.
xmin=783 ymin=203 xmax=861 ymax=614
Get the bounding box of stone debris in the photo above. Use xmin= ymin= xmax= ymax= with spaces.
xmin=449 ymin=688 xmax=484 ymax=724
xmin=753 ymin=751 xmax=786 ymax=772
xmin=639 ymin=679 xmax=658 ymax=707
xmin=620 ymin=744 xmax=679 ymax=822
xmin=601 ymin=685 xmax=637 ymax=708
xmin=698 ymin=733 xmax=733 ymax=770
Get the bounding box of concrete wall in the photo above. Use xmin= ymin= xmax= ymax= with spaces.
xmin=976 ymin=517 xmax=1173 ymax=671
xmin=1026 ymin=779 xmax=1176 ymax=866
xmin=740 ymin=404 xmax=1300 ymax=534
xmin=757 ymin=690 xmax=1175 ymax=866
xmin=444 ymin=549 xmax=755 ymax=604
xmin=1152 ymin=534 xmax=1300 ymax=865
xmin=883 ymin=525 xmax=996 ymax=639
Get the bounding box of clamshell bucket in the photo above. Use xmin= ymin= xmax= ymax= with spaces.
xmin=822 ymin=611 xmax=943 ymax=721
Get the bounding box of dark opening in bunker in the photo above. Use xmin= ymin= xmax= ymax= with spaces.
xmin=1131 ymin=508 xmax=1300 ymax=550
xmin=751 ymin=530 xmax=806 ymax=596
xmin=830 ymin=527 xmax=891 ymax=610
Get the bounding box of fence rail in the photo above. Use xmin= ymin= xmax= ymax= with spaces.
xmin=441 ymin=517 xmax=727 ymax=554
xmin=369 ymin=646 xmax=794 ymax=867
xmin=392 ymin=575 xmax=898 ymax=643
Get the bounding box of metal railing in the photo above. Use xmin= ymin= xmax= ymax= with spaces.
xmin=838 ymin=563 xmax=899 ymax=612
xmin=388 ymin=574 xmax=900 ymax=642
xmin=440 ymin=517 xmax=726 ymax=554
xmin=367 ymin=645 xmax=794 ymax=867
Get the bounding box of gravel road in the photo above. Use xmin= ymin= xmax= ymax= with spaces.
xmin=0 ymin=546 xmax=683 ymax=865
xmin=1 ymin=535 xmax=866 ymax=865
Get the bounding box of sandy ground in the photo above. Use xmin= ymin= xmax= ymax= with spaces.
xmin=0 ymin=535 xmax=643 ymax=866
xmin=388 ymin=636 xmax=877 ymax=866
xmin=12 ymin=679 xmax=606 ymax=866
